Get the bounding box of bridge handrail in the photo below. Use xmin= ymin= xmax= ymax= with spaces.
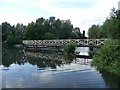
xmin=23 ymin=39 xmax=107 ymax=47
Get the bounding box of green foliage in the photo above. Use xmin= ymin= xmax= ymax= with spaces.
xmin=63 ymin=43 xmax=76 ymax=54
xmin=2 ymin=47 xmax=24 ymax=67
xmin=25 ymin=17 xmax=86 ymax=40
xmin=73 ymin=27 xmax=82 ymax=39
xmin=2 ymin=22 xmax=15 ymax=42
xmin=92 ymin=39 xmax=120 ymax=75
xmin=6 ymin=34 xmax=15 ymax=46
xmin=88 ymin=24 xmax=100 ymax=39
xmin=2 ymin=16 xmax=87 ymax=46
xmin=89 ymin=8 xmax=120 ymax=75
xmin=44 ymin=33 xmax=56 ymax=39
xmin=88 ymin=8 xmax=120 ymax=39
xmin=2 ymin=22 xmax=26 ymax=46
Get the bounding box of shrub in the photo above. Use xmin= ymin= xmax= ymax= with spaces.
xmin=92 ymin=39 xmax=120 ymax=75
xmin=63 ymin=43 xmax=76 ymax=54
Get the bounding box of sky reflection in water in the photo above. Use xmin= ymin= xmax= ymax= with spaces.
xmin=1 ymin=47 xmax=120 ymax=88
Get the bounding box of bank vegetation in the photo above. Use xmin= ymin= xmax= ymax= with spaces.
xmin=88 ymin=8 xmax=120 ymax=75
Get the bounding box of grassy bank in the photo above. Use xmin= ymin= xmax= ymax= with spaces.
xmin=92 ymin=39 xmax=120 ymax=75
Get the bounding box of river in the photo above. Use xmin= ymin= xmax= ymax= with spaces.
xmin=1 ymin=47 xmax=120 ymax=88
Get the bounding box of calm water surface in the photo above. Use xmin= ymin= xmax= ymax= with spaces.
xmin=1 ymin=47 xmax=120 ymax=88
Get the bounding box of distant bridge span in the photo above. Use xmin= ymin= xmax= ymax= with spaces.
xmin=23 ymin=39 xmax=107 ymax=47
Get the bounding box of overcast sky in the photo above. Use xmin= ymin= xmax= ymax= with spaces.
xmin=0 ymin=0 xmax=119 ymax=33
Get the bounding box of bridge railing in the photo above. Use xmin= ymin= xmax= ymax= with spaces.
xmin=23 ymin=39 xmax=107 ymax=47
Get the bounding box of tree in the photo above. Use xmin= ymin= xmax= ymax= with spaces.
xmin=60 ymin=20 xmax=73 ymax=39
xmin=2 ymin=22 xmax=15 ymax=42
xmin=6 ymin=34 xmax=15 ymax=45
xmin=52 ymin=19 xmax=62 ymax=39
xmin=25 ymin=22 xmax=36 ymax=40
xmin=44 ymin=32 xmax=55 ymax=39
xmin=25 ymin=17 xmax=78 ymax=40
xmin=88 ymin=24 xmax=100 ymax=39
xmin=15 ymin=23 xmax=26 ymax=43
xmin=2 ymin=16 xmax=86 ymax=45
xmin=73 ymin=27 xmax=82 ymax=39
xmin=98 ymin=8 xmax=120 ymax=39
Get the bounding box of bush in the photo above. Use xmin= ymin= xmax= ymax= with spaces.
xmin=63 ymin=43 xmax=76 ymax=54
xmin=92 ymin=39 xmax=120 ymax=75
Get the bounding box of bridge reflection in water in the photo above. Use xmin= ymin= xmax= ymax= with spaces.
xmin=23 ymin=50 xmax=92 ymax=69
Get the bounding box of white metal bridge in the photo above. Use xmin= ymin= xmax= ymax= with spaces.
xmin=23 ymin=39 xmax=107 ymax=47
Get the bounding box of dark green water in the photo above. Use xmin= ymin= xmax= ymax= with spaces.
xmin=1 ymin=47 xmax=120 ymax=88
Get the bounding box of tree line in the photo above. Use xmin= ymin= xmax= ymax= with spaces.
xmin=2 ymin=16 xmax=86 ymax=46
xmin=88 ymin=8 xmax=120 ymax=39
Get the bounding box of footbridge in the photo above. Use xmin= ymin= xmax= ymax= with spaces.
xmin=23 ymin=39 xmax=107 ymax=47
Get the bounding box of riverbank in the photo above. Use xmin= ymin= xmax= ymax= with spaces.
xmin=92 ymin=39 xmax=120 ymax=76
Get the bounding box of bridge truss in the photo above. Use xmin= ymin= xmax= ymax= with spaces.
xmin=23 ymin=39 xmax=106 ymax=47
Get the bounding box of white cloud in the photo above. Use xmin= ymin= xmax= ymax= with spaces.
xmin=36 ymin=0 xmax=119 ymax=33
xmin=1 ymin=13 xmax=37 ymax=25
xmin=0 ymin=0 xmax=119 ymax=34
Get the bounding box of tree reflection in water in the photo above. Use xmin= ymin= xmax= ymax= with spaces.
xmin=2 ymin=47 xmax=74 ymax=69
xmin=2 ymin=47 xmax=24 ymax=67
xmin=99 ymin=69 xmax=120 ymax=88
